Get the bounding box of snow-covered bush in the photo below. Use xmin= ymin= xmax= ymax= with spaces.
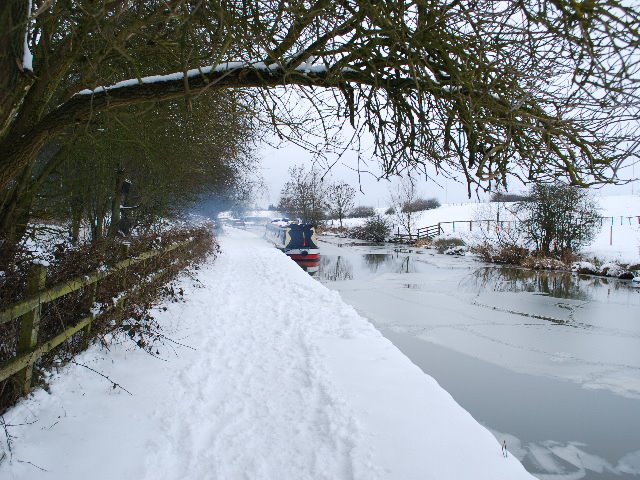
xmin=521 ymin=256 xmax=566 ymax=270
xmin=571 ymin=261 xmax=597 ymax=274
xmin=444 ymin=245 xmax=467 ymax=256
xmin=432 ymin=237 xmax=466 ymax=253
xmin=596 ymin=263 xmax=634 ymax=279
xmin=599 ymin=262 xmax=622 ymax=277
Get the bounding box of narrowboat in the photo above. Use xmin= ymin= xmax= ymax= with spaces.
xmin=265 ymin=220 xmax=320 ymax=275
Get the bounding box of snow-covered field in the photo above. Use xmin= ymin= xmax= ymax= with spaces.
xmin=339 ymin=194 xmax=640 ymax=264
xmin=0 ymin=229 xmax=533 ymax=479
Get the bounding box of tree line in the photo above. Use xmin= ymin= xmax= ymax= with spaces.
xmin=278 ymin=166 xmax=441 ymax=233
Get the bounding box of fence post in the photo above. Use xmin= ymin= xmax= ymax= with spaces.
xmin=117 ymin=242 xmax=131 ymax=325
xmin=610 ymin=225 xmax=613 ymax=246
xmin=82 ymin=282 xmax=98 ymax=349
xmin=120 ymin=241 xmax=131 ymax=259
xmin=16 ymin=262 xmax=47 ymax=395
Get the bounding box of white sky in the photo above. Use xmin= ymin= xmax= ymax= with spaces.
xmin=257 ymin=143 xmax=491 ymax=208
xmin=257 ymin=143 xmax=639 ymax=209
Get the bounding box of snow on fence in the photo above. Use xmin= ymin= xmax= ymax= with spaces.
xmin=0 ymin=239 xmax=194 ymax=397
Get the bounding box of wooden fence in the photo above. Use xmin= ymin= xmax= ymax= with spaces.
xmin=0 ymin=239 xmax=193 ymax=397
xmin=394 ymin=220 xmax=517 ymax=241
xmin=394 ymin=224 xmax=443 ymax=241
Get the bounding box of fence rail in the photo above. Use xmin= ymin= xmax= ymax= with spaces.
xmin=0 ymin=238 xmax=193 ymax=396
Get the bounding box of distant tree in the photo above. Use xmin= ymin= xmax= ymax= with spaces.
xmin=348 ymin=206 xmax=376 ymax=218
xmin=279 ymin=166 xmax=328 ymax=225
xmin=515 ymin=184 xmax=600 ymax=256
xmin=384 ymin=207 xmax=395 ymax=215
xmin=402 ymin=197 xmax=440 ymax=212
xmin=327 ymin=182 xmax=356 ymax=227
xmin=389 ymin=177 xmax=419 ymax=238
xmin=490 ymin=192 xmax=530 ymax=203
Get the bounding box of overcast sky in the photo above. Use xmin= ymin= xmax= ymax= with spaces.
xmin=256 ymin=143 xmax=639 ymax=209
xmin=257 ymin=143 xmax=492 ymax=208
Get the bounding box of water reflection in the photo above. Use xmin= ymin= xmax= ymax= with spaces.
xmin=466 ymin=267 xmax=591 ymax=301
xmin=319 ymin=255 xmax=353 ymax=281
xmin=320 ymin=253 xmax=424 ymax=279
xmin=363 ymin=253 xmax=417 ymax=274
xmin=362 ymin=253 xmax=394 ymax=272
xmin=461 ymin=266 xmax=640 ymax=303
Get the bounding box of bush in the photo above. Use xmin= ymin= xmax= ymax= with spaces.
xmin=346 ymin=215 xmax=390 ymax=242
xmin=432 ymin=237 xmax=465 ymax=253
xmin=348 ymin=205 xmax=376 ymax=218
xmin=401 ymin=197 xmax=440 ymax=213
xmin=472 ymin=242 xmax=530 ymax=264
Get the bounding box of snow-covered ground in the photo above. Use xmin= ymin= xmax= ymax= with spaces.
xmin=338 ymin=195 xmax=640 ymax=265
xmin=0 ymin=229 xmax=533 ymax=480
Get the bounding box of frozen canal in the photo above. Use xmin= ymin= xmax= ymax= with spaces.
xmin=317 ymin=236 xmax=640 ymax=480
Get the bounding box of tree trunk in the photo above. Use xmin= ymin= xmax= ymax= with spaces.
xmin=109 ymin=166 xmax=124 ymax=237
xmin=0 ymin=165 xmax=34 ymax=267
xmin=70 ymin=195 xmax=83 ymax=244
xmin=0 ymin=0 xmax=33 ymax=139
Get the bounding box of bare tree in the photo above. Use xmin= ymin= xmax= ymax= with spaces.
xmin=327 ymin=181 xmax=355 ymax=227
xmin=389 ymin=176 xmax=419 ymax=239
xmin=279 ymin=166 xmax=328 ymax=225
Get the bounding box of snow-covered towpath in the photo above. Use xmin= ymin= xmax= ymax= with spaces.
xmin=0 ymin=229 xmax=533 ymax=480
